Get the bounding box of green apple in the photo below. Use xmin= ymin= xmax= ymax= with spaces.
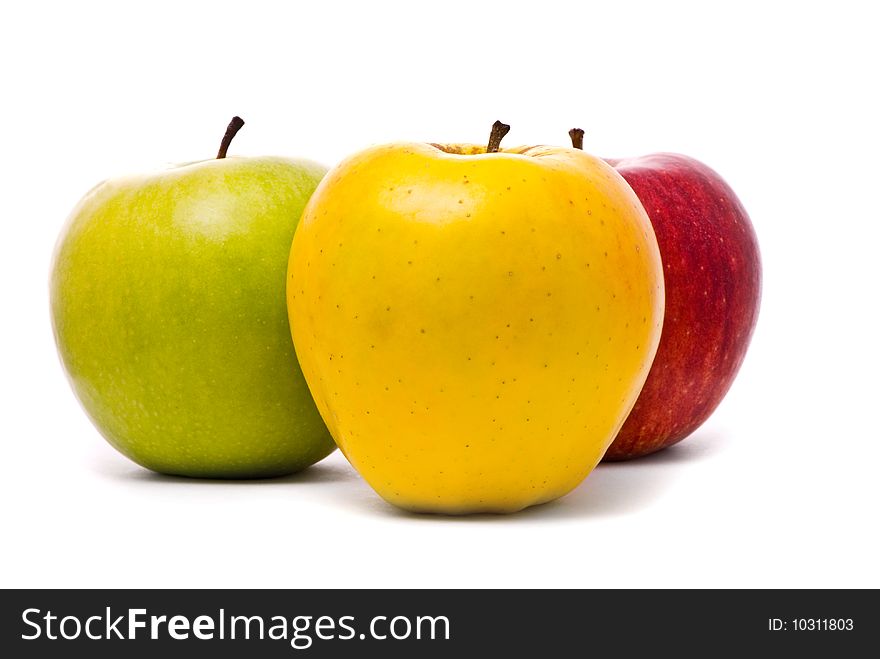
xmin=50 ymin=117 xmax=335 ymax=477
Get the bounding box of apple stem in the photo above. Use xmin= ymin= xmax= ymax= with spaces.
xmin=216 ymin=116 xmax=245 ymax=159
xmin=486 ymin=120 xmax=511 ymax=153
xmin=569 ymin=128 xmax=584 ymax=150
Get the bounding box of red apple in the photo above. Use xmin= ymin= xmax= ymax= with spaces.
xmin=585 ymin=140 xmax=761 ymax=459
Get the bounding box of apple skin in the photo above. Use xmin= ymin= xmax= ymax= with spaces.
xmin=50 ymin=156 xmax=336 ymax=477
xmin=288 ymin=141 xmax=664 ymax=513
xmin=604 ymin=153 xmax=761 ymax=460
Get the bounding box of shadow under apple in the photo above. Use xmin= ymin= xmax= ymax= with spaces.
xmin=91 ymin=450 xmax=357 ymax=487
xmin=91 ymin=429 xmax=726 ymax=520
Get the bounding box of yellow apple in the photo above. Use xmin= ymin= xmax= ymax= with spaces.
xmin=288 ymin=123 xmax=664 ymax=513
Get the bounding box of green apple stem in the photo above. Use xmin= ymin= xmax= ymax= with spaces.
xmin=486 ymin=120 xmax=511 ymax=153
xmin=216 ymin=116 xmax=245 ymax=159
xmin=569 ymin=128 xmax=584 ymax=150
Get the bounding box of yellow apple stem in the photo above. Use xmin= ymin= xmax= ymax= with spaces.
xmin=486 ymin=120 xmax=511 ymax=153
xmin=216 ymin=116 xmax=245 ymax=159
xmin=569 ymin=128 xmax=584 ymax=150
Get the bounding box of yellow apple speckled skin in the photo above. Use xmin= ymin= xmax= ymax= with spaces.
xmin=288 ymin=140 xmax=664 ymax=513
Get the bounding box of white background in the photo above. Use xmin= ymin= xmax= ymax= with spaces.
xmin=1 ymin=1 xmax=878 ymax=588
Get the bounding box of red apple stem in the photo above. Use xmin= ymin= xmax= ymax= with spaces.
xmin=486 ymin=120 xmax=511 ymax=153
xmin=217 ymin=116 xmax=245 ymax=159
xmin=569 ymin=128 xmax=584 ymax=150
